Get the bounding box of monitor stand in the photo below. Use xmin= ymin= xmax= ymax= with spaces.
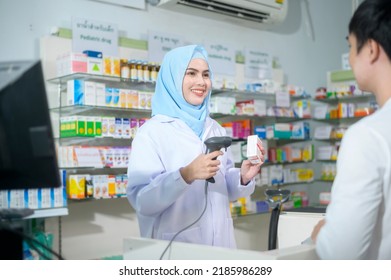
xmin=0 ymin=223 xmax=23 ymax=260
xmin=0 ymin=208 xmax=34 ymax=260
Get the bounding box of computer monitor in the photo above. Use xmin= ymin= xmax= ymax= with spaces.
xmin=0 ymin=60 xmax=60 ymax=190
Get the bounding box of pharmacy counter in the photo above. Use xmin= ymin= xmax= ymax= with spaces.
xmin=123 ymin=237 xmax=318 ymax=260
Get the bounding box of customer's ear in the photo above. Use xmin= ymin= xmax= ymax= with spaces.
xmin=368 ymin=39 xmax=380 ymax=64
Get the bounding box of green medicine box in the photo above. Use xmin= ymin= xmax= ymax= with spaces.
xmin=85 ymin=117 xmax=95 ymax=137
xmin=60 ymin=116 xmax=87 ymax=138
xmin=94 ymin=117 xmax=102 ymax=137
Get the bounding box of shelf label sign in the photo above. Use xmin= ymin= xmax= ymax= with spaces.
xmin=148 ymin=30 xmax=184 ymax=63
xmin=244 ymin=48 xmax=272 ymax=80
xmin=205 ymin=43 xmax=236 ymax=76
xmin=72 ymin=17 xmax=119 ymax=56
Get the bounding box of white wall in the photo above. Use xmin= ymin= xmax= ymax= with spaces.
xmin=0 ymin=0 xmax=352 ymax=94
xmin=0 ymin=0 xmax=353 ymax=259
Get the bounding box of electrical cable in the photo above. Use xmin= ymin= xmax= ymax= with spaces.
xmin=159 ymin=180 xmax=209 ymax=260
xmin=0 ymin=220 xmax=65 ymax=260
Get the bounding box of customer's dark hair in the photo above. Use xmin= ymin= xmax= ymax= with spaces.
xmin=349 ymin=0 xmax=391 ymax=59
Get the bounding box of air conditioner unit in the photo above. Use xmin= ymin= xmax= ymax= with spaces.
xmin=156 ymin=0 xmax=288 ymax=29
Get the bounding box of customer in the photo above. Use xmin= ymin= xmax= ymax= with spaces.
xmin=311 ymin=0 xmax=391 ymax=259
xmin=126 ymin=45 xmax=264 ymax=248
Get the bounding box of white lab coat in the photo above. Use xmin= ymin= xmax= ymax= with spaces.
xmin=126 ymin=114 xmax=255 ymax=248
xmin=316 ymin=98 xmax=391 ymax=259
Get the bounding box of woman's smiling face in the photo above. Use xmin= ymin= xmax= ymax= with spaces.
xmin=182 ymin=58 xmax=211 ymax=106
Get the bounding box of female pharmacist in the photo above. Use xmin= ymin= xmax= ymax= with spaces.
xmin=126 ymin=45 xmax=264 ymax=248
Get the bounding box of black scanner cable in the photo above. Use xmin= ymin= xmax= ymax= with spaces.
xmin=159 ymin=180 xmax=209 ymax=260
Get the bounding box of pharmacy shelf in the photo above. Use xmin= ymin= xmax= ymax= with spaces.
xmin=67 ymin=196 xmax=127 ymax=202
xmin=257 ymin=181 xmax=314 ymax=188
xmin=262 ymin=160 xmax=314 ymax=167
xmin=312 ymin=116 xmax=366 ymax=123
xmin=212 ymin=89 xmax=310 ymax=102
xmin=47 ymin=73 xmax=155 ymax=91
xmin=315 ymin=179 xmax=335 ymax=183
xmin=25 ymin=207 xmax=69 ymax=219
xmin=56 ymin=136 xmax=132 ymax=146
xmin=316 ymin=159 xmax=337 ymax=163
xmin=210 ymin=113 xmax=311 ymax=123
xmin=314 ymin=138 xmax=343 ymax=143
xmin=232 ymin=138 xmax=311 ymax=143
xmin=314 ymin=93 xmax=375 ymax=103
xmin=50 ymin=105 xmax=151 ymax=118
xmin=60 ymin=166 xmax=127 ymax=171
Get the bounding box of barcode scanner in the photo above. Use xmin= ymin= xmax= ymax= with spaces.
xmin=204 ymin=136 xmax=232 ymax=183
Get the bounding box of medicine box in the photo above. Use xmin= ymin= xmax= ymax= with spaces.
xmin=68 ymin=174 xmax=87 ymax=199
xmin=56 ymin=52 xmax=87 ymax=76
xmin=138 ymin=91 xmax=153 ymax=109
xmin=84 ymin=81 xmax=96 ymax=106
xmin=246 ymin=135 xmax=263 ymax=164
xmin=209 ymin=96 xmax=236 ymax=114
xmin=122 ymin=118 xmax=131 ymax=139
xmin=94 ymin=117 xmax=102 ymax=137
xmin=85 ymin=117 xmax=95 ymax=137
xmin=112 ymin=88 xmax=120 ymax=107
xmin=53 ymin=186 xmax=67 ymax=207
xmin=101 ymin=175 xmax=110 ymax=198
xmin=119 ymin=89 xmax=128 ymax=108
xmin=67 ymin=79 xmax=85 ymax=105
xmin=85 ymin=175 xmax=94 ymax=198
xmin=92 ymin=175 xmax=102 ymax=199
xmin=126 ymin=90 xmax=139 ymax=108
xmin=95 ymin=82 xmax=106 ymax=106
xmin=105 ymin=87 xmax=113 ymax=107
xmin=39 ymin=188 xmax=53 ymax=208
xmin=293 ymin=100 xmax=311 ymax=118
xmin=254 ymin=125 xmax=267 ymax=139
xmin=83 ymin=50 xmax=103 ymax=75
xmin=9 ymin=190 xmax=25 ymax=208
xmin=103 ymin=56 xmax=120 ymax=77
xmin=291 ymin=122 xmax=310 ymax=139
xmin=236 ymin=99 xmax=267 ymax=116
xmin=25 ymin=189 xmax=39 ymax=209
xmin=60 ymin=116 xmax=86 ymax=138
xmin=114 ymin=118 xmax=123 ymax=138
xmin=0 ymin=190 xmax=9 ymax=208
xmin=266 ymin=123 xmax=292 ymax=139
xmin=236 ymin=100 xmax=255 ymax=115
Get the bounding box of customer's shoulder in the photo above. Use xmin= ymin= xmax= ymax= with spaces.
xmin=345 ymin=105 xmax=390 ymax=140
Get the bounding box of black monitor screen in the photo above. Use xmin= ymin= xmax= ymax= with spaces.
xmin=0 ymin=60 xmax=60 ymax=189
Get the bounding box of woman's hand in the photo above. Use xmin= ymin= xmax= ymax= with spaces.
xmin=240 ymin=160 xmax=262 ymax=185
xmin=240 ymin=143 xmax=266 ymax=185
xmin=180 ymin=150 xmax=223 ymax=184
